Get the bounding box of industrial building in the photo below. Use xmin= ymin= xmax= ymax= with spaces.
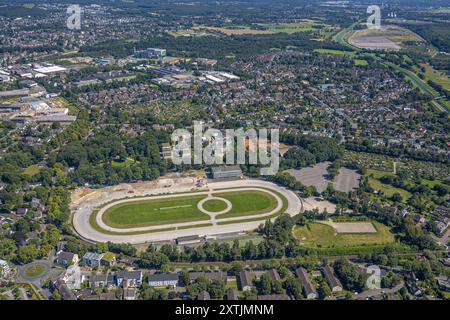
xmin=211 ymin=165 xmax=243 ymax=180
xmin=133 ymin=48 xmax=167 ymax=59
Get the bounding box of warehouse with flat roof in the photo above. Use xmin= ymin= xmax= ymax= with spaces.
xmin=211 ymin=165 xmax=242 ymax=180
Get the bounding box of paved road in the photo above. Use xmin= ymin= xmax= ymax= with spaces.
xmin=354 ymin=281 xmax=404 ymax=300
xmin=72 ymin=179 xmax=301 ymax=244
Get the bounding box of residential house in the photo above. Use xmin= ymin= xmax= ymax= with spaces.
xmin=56 ymin=251 xmax=79 ymax=267
xmin=116 ymin=270 xmax=143 ymax=287
xmin=148 ymin=273 xmax=179 ymax=288
xmin=323 ymin=265 xmax=343 ymax=292
xmin=55 ymin=279 xmax=76 ymax=300
xmin=239 ymin=270 xmax=253 ymax=291
xmin=16 ymin=208 xmax=28 ymax=216
xmin=227 ymin=288 xmax=239 ymax=300
xmin=31 ymin=198 xmax=41 ymax=209
xmin=123 ymin=281 xmax=137 ymax=301
xmin=267 ymin=269 xmax=281 ymax=282
xmin=405 ymin=272 xmax=422 ymax=296
xmin=91 ymin=273 xmax=108 ymax=287
xmin=437 ymin=275 xmax=450 ymax=292
xmin=295 ymin=267 xmax=318 ymax=299
xmin=197 ymin=291 xmax=210 ymax=300
xmin=434 ymin=217 xmax=450 ymax=235
xmin=82 ymin=252 xmax=103 ymax=267
xmin=0 ymin=259 xmax=10 ymax=277
xmin=101 ymin=252 xmax=116 ymax=266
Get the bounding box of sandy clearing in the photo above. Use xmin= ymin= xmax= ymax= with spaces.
xmin=318 ymin=221 xmax=377 ymax=233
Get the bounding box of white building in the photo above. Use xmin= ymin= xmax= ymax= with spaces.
xmin=0 ymin=259 xmax=10 ymax=277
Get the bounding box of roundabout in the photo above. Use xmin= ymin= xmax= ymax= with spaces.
xmin=72 ymin=179 xmax=301 ymax=243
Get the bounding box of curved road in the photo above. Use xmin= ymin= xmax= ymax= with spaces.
xmin=72 ymin=179 xmax=301 ymax=244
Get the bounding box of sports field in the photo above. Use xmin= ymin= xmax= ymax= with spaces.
xmin=293 ymin=221 xmax=395 ymax=249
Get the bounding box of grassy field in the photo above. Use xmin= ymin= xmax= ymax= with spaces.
xmin=203 ymin=199 xmax=228 ymax=212
xmin=366 ymin=169 xmax=412 ymax=201
xmin=102 ymin=195 xmax=210 ymax=228
xmin=314 ymin=49 xmax=370 ymax=67
xmin=215 ymin=191 xmax=278 ymax=219
xmin=23 ymin=164 xmax=40 ymax=177
xmin=421 ymin=63 xmax=450 ymax=91
xmin=88 ymin=208 xmax=177 ymax=235
xmin=24 ymin=263 xmax=47 ymax=278
xmin=111 ymin=157 xmax=135 ymax=168
xmin=89 ymin=187 xmax=287 ymax=233
xmin=293 ymin=221 xmax=395 ymax=249
xmin=314 ymin=48 xmax=356 ymax=57
xmin=354 ymin=59 xmax=369 ymax=66
xmin=257 ymin=21 xmax=325 ymax=33
xmin=196 ymin=21 xmax=326 ymax=36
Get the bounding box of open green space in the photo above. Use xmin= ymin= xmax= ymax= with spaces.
xmin=354 ymin=59 xmax=369 ymax=66
xmin=314 ymin=48 xmax=356 ymax=57
xmin=102 ymin=195 xmax=210 ymax=228
xmin=23 ymin=165 xmax=40 ymax=177
xmin=202 ymin=199 xmax=228 ymax=212
xmin=23 ymin=263 xmax=47 ymax=278
xmin=366 ymin=169 xmax=412 ymax=201
xmin=215 ymin=191 xmax=278 ymax=219
xmin=257 ymin=21 xmax=326 ymax=33
xmin=421 ymin=63 xmax=450 ymax=91
xmin=111 ymin=157 xmax=136 ymax=168
xmin=293 ymin=221 xmax=395 ymax=249
xmin=88 ymin=208 xmax=177 ymax=235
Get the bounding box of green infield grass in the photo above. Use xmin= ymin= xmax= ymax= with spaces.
xmin=102 ymin=195 xmax=210 ymax=228
xmin=215 ymin=191 xmax=278 ymax=219
xmin=202 ymin=199 xmax=229 ymax=212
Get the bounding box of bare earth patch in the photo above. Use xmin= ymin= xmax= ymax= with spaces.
xmin=302 ymin=197 xmax=336 ymax=213
xmin=348 ymin=25 xmax=423 ymax=51
xmin=318 ymin=221 xmax=377 ymax=233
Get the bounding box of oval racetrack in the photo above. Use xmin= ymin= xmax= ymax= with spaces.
xmin=72 ymin=179 xmax=301 ymax=244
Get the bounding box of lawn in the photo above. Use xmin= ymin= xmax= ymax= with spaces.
xmin=111 ymin=157 xmax=135 ymax=168
xmin=366 ymin=169 xmax=412 ymax=201
xmin=368 ymin=177 xmax=412 ymax=200
xmin=314 ymin=49 xmax=356 ymax=57
xmin=23 ymin=165 xmax=40 ymax=177
xmin=215 ymin=191 xmax=278 ymax=219
xmin=420 ymin=63 xmax=450 ymax=91
xmin=202 ymin=199 xmax=228 ymax=212
xmin=354 ymin=59 xmax=369 ymax=66
xmin=24 ymin=263 xmax=47 ymax=278
xmin=293 ymin=221 xmax=395 ymax=249
xmin=257 ymin=21 xmax=325 ymax=33
xmin=102 ymin=195 xmax=210 ymax=228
